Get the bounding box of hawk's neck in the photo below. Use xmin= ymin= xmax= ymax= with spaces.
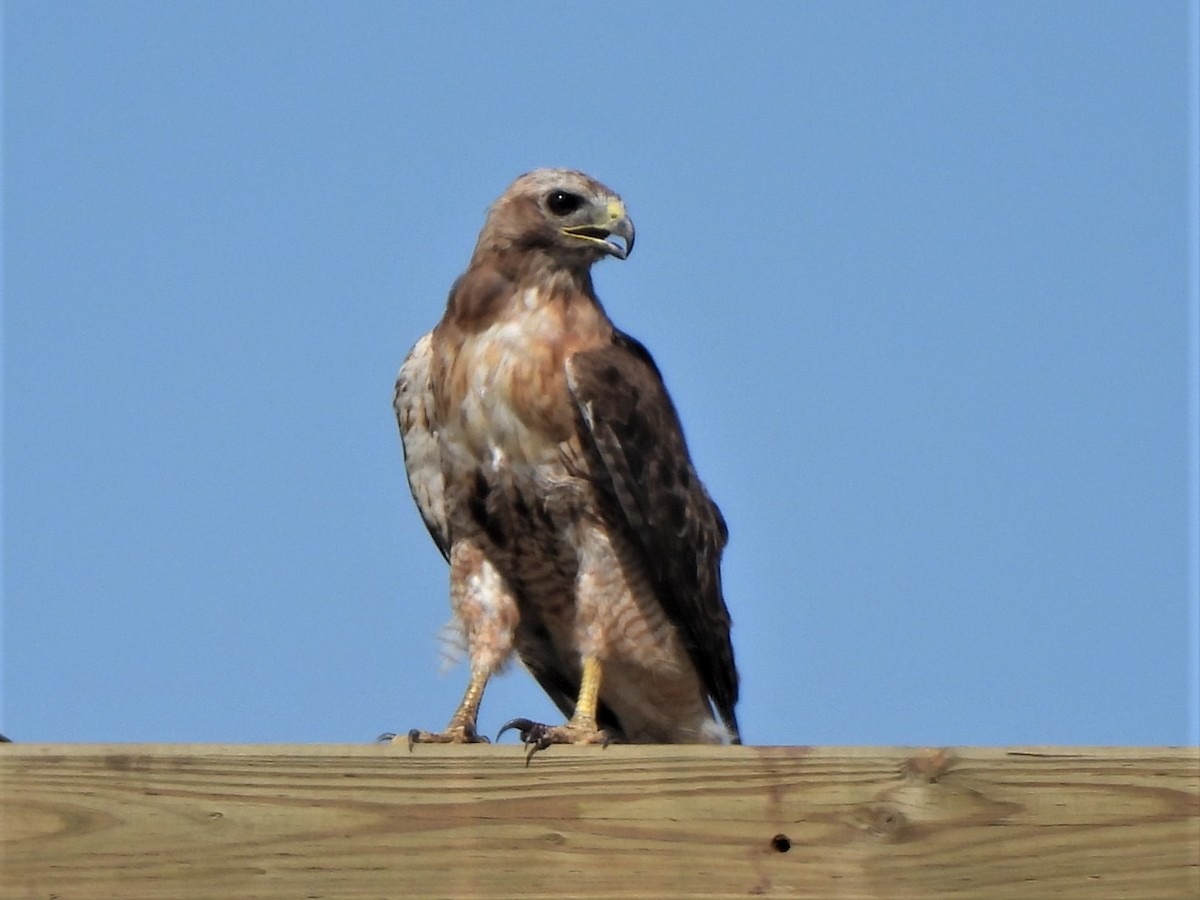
xmin=443 ymin=252 xmax=605 ymax=334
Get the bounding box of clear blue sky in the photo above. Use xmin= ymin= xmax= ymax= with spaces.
xmin=3 ymin=2 xmax=1197 ymax=747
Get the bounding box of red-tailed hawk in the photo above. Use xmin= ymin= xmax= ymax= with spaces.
xmin=393 ymin=169 xmax=739 ymax=756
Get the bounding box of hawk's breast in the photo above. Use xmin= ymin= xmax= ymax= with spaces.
xmin=437 ymin=287 xmax=604 ymax=469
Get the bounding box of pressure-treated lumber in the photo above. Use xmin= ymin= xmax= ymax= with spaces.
xmin=1 ymin=744 xmax=1197 ymax=899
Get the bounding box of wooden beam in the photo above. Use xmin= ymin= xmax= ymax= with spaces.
xmin=2 ymin=744 xmax=1197 ymax=898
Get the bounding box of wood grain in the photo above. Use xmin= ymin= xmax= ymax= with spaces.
xmin=1 ymin=744 xmax=1197 ymax=899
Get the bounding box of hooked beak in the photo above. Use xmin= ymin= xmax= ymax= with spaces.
xmin=561 ymin=199 xmax=635 ymax=259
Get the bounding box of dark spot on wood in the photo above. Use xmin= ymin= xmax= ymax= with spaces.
xmin=771 ymin=834 xmax=791 ymax=853
xmin=864 ymin=805 xmax=907 ymax=840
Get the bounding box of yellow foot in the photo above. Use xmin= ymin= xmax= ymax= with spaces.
xmin=377 ymin=722 xmax=490 ymax=751
xmin=497 ymin=717 xmax=611 ymax=764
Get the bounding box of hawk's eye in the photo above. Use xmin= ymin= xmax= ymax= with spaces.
xmin=546 ymin=191 xmax=583 ymax=216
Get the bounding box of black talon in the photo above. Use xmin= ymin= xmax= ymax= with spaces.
xmin=527 ymin=731 xmax=557 ymax=765
xmin=497 ymin=717 xmax=539 ymax=744
xmin=466 ymin=726 xmax=491 ymax=744
xmin=377 ymin=731 xmax=397 ymax=743
xmin=497 ymin=718 xmax=555 ymax=765
xmin=406 ymin=728 xmax=423 ymax=751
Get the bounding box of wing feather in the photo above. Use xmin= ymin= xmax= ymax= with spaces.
xmin=566 ymin=330 xmax=740 ymax=740
xmin=395 ymin=333 xmax=451 ymax=561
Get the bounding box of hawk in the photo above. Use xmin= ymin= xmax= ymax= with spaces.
xmin=393 ymin=169 xmax=739 ymax=755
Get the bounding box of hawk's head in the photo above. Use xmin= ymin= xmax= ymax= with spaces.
xmin=472 ymin=169 xmax=635 ymax=267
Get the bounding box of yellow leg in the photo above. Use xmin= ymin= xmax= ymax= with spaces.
xmin=396 ymin=668 xmax=491 ymax=749
xmin=451 ymin=667 xmax=489 ymax=729
xmin=498 ymin=654 xmax=610 ymax=763
xmin=569 ymin=654 xmax=602 ymax=729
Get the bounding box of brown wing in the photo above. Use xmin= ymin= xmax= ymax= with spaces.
xmin=566 ymin=330 xmax=740 ymax=741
